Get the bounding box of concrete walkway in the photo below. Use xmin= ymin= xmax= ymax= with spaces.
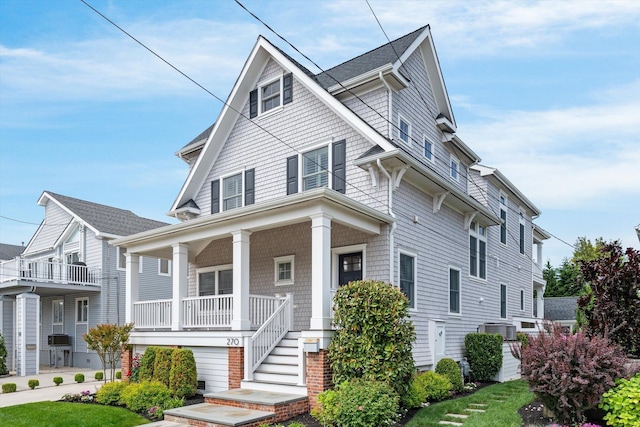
xmin=0 ymin=367 xmax=107 ymax=408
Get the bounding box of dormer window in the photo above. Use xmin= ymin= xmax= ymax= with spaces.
xmin=249 ymin=73 xmax=293 ymax=118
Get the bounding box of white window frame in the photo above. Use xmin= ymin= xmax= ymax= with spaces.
xmin=469 ymin=221 xmax=487 ymax=281
xmin=220 ymin=170 xmax=245 ymax=212
xmin=158 ymin=259 xmax=171 ymax=276
xmin=257 ymin=75 xmax=284 ymax=116
xmin=398 ymin=114 xmax=411 ymax=146
xmin=500 ymin=283 xmax=508 ymax=319
xmin=75 ymin=297 xmax=88 ymax=324
xmin=331 ymin=244 xmax=367 ymax=289
xmin=273 ymin=255 xmax=295 ymax=286
xmin=423 ymin=134 xmax=434 ymax=163
xmin=519 ymin=208 xmax=526 ymax=255
xmin=398 ymin=249 xmax=417 ymax=310
xmin=450 ymin=155 xmax=460 ymax=182
xmin=448 ymin=266 xmax=461 ymax=315
xmin=299 ymin=141 xmax=332 ymax=192
xmin=117 ymin=247 xmax=127 ymax=271
xmin=52 ymin=299 xmax=64 ymax=326
xmin=499 ymin=191 xmax=508 ymax=246
xmin=520 ymin=289 xmax=525 ymax=312
xmin=196 ymin=264 xmax=233 ymax=296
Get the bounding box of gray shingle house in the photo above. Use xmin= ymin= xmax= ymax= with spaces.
xmin=0 ymin=191 xmax=172 ymax=374
xmin=545 ymin=296 xmax=579 ymax=331
xmin=113 ymin=26 xmax=549 ymax=411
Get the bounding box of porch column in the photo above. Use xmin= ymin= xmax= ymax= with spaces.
xmin=125 ymin=252 xmax=140 ymax=324
xmin=172 ymin=243 xmax=189 ymax=331
xmin=310 ymin=213 xmax=332 ymax=330
xmin=232 ymin=230 xmax=251 ymax=330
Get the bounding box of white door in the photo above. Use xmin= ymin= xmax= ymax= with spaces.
xmin=435 ymin=323 xmax=446 ymax=365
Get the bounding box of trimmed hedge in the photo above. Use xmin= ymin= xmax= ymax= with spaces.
xmin=138 ymin=346 xmax=157 ymax=382
xmin=94 ymin=371 xmax=104 ymax=381
xmin=53 ymin=376 xmax=63 ymax=386
xmin=2 ymin=383 xmax=16 ymax=393
xmin=169 ymin=349 xmax=198 ymax=398
xmin=435 ymin=358 xmax=463 ymax=393
xmin=74 ymin=373 xmax=85 ymax=383
xmin=28 ymin=379 xmax=39 ymax=390
xmin=465 ymin=333 xmax=503 ymax=381
xmin=96 ymin=380 xmax=128 ymax=406
xmin=153 ymin=347 xmax=176 ymax=387
xmin=415 ymin=371 xmax=451 ymax=401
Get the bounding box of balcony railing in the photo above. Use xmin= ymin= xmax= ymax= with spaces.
xmin=134 ymin=299 xmax=172 ymax=329
xmin=0 ymin=258 xmax=101 ymax=287
xmin=183 ymin=295 xmax=233 ymax=328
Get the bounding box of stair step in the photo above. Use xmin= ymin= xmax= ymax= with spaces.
xmin=253 ymin=371 xmax=298 ymax=384
xmin=278 ymin=338 xmax=298 ymax=348
xmin=271 ymin=346 xmax=297 ymax=356
xmin=241 ymin=380 xmax=307 ymax=395
xmin=256 ymin=363 xmax=299 ymax=375
xmin=164 ymin=403 xmax=274 ymax=427
xmin=264 ymin=354 xmax=298 ymax=365
xmin=284 ymin=331 xmax=301 ymax=339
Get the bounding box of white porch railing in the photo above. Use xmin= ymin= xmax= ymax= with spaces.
xmin=245 ymin=294 xmax=293 ymax=380
xmin=0 ymin=258 xmax=101 ymax=287
xmin=183 ymin=295 xmax=233 ymax=328
xmin=249 ymin=294 xmax=288 ymax=328
xmin=134 ymin=299 xmax=172 ymax=328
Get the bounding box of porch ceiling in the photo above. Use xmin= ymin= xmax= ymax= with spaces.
xmin=112 ymin=188 xmax=394 ymax=260
xmin=0 ymin=280 xmax=101 ymax=297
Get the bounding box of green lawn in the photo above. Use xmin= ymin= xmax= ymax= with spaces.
xmin=0 ymin=401 xmax=149 ymax=427
xmin=406 ymin=380 xmax=535 ymax=427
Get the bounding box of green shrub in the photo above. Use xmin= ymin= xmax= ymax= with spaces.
xmin=516 ymin=332 xmax=529 ymax=347
xmin=53 ymin=376 xmax=63 ymax=386
xmin=415 ymin=371 xmax=451 ymax=401
xmin=2 ymin=383 xmax=16 ymax=393
xmin=94 ymin=371 xmax=104 ymax=381
xmin=435 ymin=358 xmax=463 ymax=393
xmin=0 ymin=333 xmax=8 ymax=375
xmin=152 ymin=347 xmax=175 ymax=387
xmin=74 ymin=373 xmax=85 ymax=383
xmin=120 ymin=380 xmax=175 ymax=413
xmin=96 ymin=380 xmax=128 ymax=406
xmin=115 ymin=370 xmax=121 ymax=379
xmin=401 ymin=374 xmax=428 ymax=408
xmin=138 ymin=346 xmax=157 ymax=381
xmin=27 ymin=379 xmax=39 ymax=390
xmin=169 ymin=348 xmax=198 ymax=398
xmin=600 ymin=373 xmax=640 ymax=427
xmin=312 ymin=379 xmax=399 ymax=427
xmin=465 ymin=333 xmax=503 ymax=381
xmin=329 ymin=280 xmax=416 ymax=397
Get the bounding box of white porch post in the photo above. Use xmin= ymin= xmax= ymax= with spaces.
xmin=232 ymin=230 xmax=251 ymax=331
xmin=125 ymin=252 xmax=140 ymax=324
xmin=310 ymin=213 xmax=332 ymax=330
xmin=172 ymin=243 xmax=189 ymax=331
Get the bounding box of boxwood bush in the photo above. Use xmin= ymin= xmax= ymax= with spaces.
xmin=2 ymin=383 xmax=16 ymax=393
xmin=74 ymin=373 xmax=85 ymax=383
xmin=435 ymin=358 xmax=463 ymax=393
xmin=169 ymin=348 xmax=198 ymax=398
xmin=415 ymin=371 xmax=451 ymax=401
xmin=94 ymin=371 xmax=103 ymax=381
xmin=402 ymin=374 xmax=428 ymax=408
xmin=28 ymin=379 xmax=39 ymax=390
xmin=120 ymin=380 xmax=176 ymax=413
xmin=96 ymin=380 xmax=128 ymax=406
xmin=53 ymin=376 xmax=63 ymax=386
xmin=464 ymin=332 xmax=503 ymax=381
xmin=600 ymin=373 xmax=640 ymax=427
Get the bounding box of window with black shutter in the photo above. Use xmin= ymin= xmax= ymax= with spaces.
xmin=332 ymin=139 xmax=346 ymax=194
xmin=286 ymin=155 xmax=298 ymax=195
xmin=245 ymin=168 xmax=255 ymax=205
xmin=211 ymin=179 xmax=220 ymax=213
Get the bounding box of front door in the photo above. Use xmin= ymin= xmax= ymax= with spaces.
xmin=338 ymin=252 xmax=363 ymax=286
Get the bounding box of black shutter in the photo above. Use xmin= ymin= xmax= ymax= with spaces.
xmin=283 ymin=73 xmax=293 ymax=105
xmin=249 ymin=89 xmax=258 ymax=118
xmin=286 ymin=155 xmax=298 ymax=195
xmin=244 ymin=168 xmax=255 ymax=206
xmin=332 ymin=139 xmax=346 ymax=194
xmin=211 ymin=180 xmax=220 ymax=213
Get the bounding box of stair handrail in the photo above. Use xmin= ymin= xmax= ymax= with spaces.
xmin=247 ymin=293 xmax=292 ymax=378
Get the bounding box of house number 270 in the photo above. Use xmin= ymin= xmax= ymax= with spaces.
xmin=227 ymin=338 xmax=240 ymax=346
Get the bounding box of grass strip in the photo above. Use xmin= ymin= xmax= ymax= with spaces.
xmin=407 ymin=379 xmax=534 ymax=427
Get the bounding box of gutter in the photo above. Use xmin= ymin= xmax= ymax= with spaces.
xmin=379 ymin=71 xmax=393 ymax=139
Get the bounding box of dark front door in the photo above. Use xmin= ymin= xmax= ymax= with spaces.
xmin=338 ymin=252 xmax=363 ymax=286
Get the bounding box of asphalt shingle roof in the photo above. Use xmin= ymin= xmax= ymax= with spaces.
xmin=544 ymin=296 xmax=579 ymax=321
xmin=46 ymin=192 xmax=169 ymax=237
xmin=0 ymin=243 xmax=26 ymax=260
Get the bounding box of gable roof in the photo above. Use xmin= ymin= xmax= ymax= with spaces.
xmin=0 ymin=243 xmax=25 ymax=260
xmin=470 ymin=164 xmax=540 ymax=216
xmin=170 ymin=26 xmax=457 ymax=215
xmin=544 ymin=296 xmax=579 ymax=321
xmin=38 ymin=192 xmax=169 ymax=239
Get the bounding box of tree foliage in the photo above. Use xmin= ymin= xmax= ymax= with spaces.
xmin=328 ymin=280 xmax=415 ymax=397
xmin=0 ymin=332 xmax=8 ymax=375
xmin=83 ymin=323 xmax=134 ymax=382
xmin=578 ymin=242 xmax=640 ymax=357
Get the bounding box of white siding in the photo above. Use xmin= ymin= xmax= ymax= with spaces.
xmin=183 ymin=347 xmax=229 ymax=393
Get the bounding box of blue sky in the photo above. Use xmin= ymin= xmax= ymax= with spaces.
xmin=1 ymin=0 xmax=638 ymax=267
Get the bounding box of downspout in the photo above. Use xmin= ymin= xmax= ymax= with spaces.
xmin=377 ymin=158 xmax=396 ymax=285
xmin=379 ymin=71 xmax=393 ymax=139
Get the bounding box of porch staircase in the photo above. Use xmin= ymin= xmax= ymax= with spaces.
xmin=153 ymin=333 xmax=309 ymax=427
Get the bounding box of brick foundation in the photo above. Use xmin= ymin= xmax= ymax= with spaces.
xmin=228 ymin=347 xmax=244 ymax=389
xmin=205 ymin=397 xmax=309 ymax=423
xmin=121 ymin=346 xmax=133 ymax=381
xmin=165 ymin=414 xmax=276 ymax=427
xmin=306 ymin=349 xmax=333 ymax=410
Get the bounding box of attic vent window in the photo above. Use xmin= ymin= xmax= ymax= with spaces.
xmin=249 ymin=73 xmax=293 ymax=118
xmin=261 ymin=80 xmax=281 ymax=112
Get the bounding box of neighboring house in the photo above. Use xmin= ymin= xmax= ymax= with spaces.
xmin=544 ymin=296 xmax=579 ymax=332
xmin=0 ymin=192 xmax=171 ymax=375
xmin=113 ymin=26 xmax=546 ymax=407
xmin=0 ymin=243 xmax=26 ymax=372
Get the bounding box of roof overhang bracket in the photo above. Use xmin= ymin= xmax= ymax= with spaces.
xmin=366 ymin=163 xmax=379 ymax=188
xmin=464 ymin=211 xmax=478 ymax=230
xmin=433 ymin=191 xmax=449 ymax=214
xmin=392 ymin=165 xmax=410 ymax=190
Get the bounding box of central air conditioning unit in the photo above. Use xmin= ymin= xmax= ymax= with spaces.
xmin=477 ymin=323 xmax=516 ymax=341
